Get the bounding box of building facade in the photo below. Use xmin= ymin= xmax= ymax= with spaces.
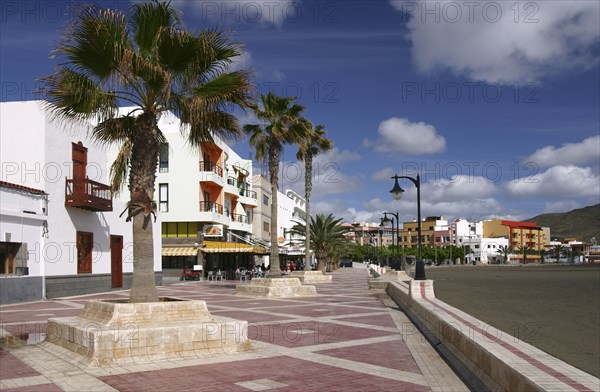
xmin=1 ymin=101 xmax=161 ymax=303
xmin=115 ymin=110 xmax=263 ymax=276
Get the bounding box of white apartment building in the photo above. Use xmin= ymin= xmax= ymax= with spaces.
xmin=462 ymin=237 xmax=509 ymax=264
xmin=249 ymin=175 xmax=308 ymax=268
xmin=110 ymin=110 xmax=261 ymax=275
xmin=0 ymin=101 xmax=161 ymax=303
xmin=450 ymin=218 xmax=482 ymax=246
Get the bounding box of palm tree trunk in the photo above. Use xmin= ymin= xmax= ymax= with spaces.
xmin=304 ymin=154 xmax=312 ymax=271
xmin=268 ymin=144 xmax=281 ymax=277
xmin=128 ymin=111 xmax=159 ymax=303
xmin=130 ymin=214 xmax=158 ymax=302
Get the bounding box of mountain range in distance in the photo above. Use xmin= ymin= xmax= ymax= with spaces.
xmin=527 ymin=204 xmax=600 ymax=243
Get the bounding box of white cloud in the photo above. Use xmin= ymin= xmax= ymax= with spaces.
xmin=173 ymin=0 xmax=298 ymax=28
xmin=372 ymin=167 xmax=396 ymax=181
xmin=543 ymin=201 xmax=583 ymax=214
xmin=361 ymin=195 xmax=503 ymax=223
xmin=364 ymin=117 xmax=446 ymax=155
xmin=525 ymin=136 xmax=600 ymax=168
xmin=390 ymin=0 xmax=600 ymax=84
xmin=313 ymin=148 xmax=362 ymax=165
xmin=422 ymin=176 xmax=498 ymax=203
xmin=505 ymin=165 xmax=600 ymax=198
xmin=281 ymin=148 xmax=364 ymax=198
xmin=230 ymin=50 xmax=252 ymax=72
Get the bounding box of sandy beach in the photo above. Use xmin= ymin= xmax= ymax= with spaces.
xmin=425 ymin=264 xmax=600 ymax=377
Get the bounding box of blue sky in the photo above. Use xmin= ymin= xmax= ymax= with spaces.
xmin=1 ymin=0 xmax=599 ymax=225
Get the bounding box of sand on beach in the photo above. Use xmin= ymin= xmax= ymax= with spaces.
xmin=425 ymin=264 xmax=600 ymax=377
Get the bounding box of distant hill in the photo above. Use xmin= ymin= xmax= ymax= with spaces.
xmin=526 ymin=204 xmax=600 ymax=243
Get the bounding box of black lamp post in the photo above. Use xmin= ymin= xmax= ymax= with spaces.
xmin=390 ymin=174 xmax=425 ymax=280
xmin=383 ymin=211 xmax=399 ymax=270
xmin=378 ymin=218 xmax=384 ymax=265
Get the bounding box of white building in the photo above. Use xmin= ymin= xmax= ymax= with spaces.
xmin=109 ymin=109 xmax=261 ymax=275
xmin=249 ymin=175 xmax=308 ymax=268
xmin=450 ymin=218 xmax=482 ymax=246
xmin=278 ymin=189 xmax=307 ymax=262
xmin=462 ymin=237 xmax=509 ymax=264
xmin=0 ymin=101 xmax=161 ymax=303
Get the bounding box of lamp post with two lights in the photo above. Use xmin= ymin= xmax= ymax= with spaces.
xmin=390 ymin=174 xmax=425 ymax=280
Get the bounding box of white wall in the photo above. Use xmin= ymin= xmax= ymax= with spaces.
xmin=1 ymin=101 xmax=161 ymax=277
xmin=0 ymin=187 xmax=46 ymax=275
xmin=1 ymin=101 xmax=47 ymax=189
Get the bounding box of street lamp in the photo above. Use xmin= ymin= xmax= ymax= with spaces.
xmin=390 ymin=174 xmax=425 ymax=280
xmin=382 ymin=211 xmax=399 ymax=270
xmin=378 ymin=218 xmax=384 ymax=265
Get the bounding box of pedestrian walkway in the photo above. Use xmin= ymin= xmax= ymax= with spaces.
xmin=0 ymin=268 xmax=468 ymax=391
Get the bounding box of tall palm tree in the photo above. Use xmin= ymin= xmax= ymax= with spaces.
xmin=291 ymin=213 xmax=350 ymax=272
xmin=296 ymin=122 xmax=333 ymax=271
xmin=40 ymin=2 xmax=253 ymax=302
xmin=498 ymin=245 xmax=512 ymax=264
xmin=519 ymin=245 xmax=534 ymax=264
xmin=244 ymin=93 xmax=306 ymax=277
xmin=552 ymin=244 xmax=565 ymax=262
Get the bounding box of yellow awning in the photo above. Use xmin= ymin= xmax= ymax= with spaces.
xmin=202 ymin=241 xmax=267 ymax=254
xmin=161 ymin=247 xmax=199 ymax=257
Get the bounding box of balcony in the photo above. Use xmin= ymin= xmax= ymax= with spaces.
xmin=238 ymin=188 xmax=258 ymax=207
xmin=199 ymin=161 xmax=223 ymax=177
xmin=229 ymin=212 xmax=252 ymax=233
xmin=65 ymin=178 xmax=112 ymax=212
xmin=200 ymin=201 xmax=223 ymax=214
xmin=231 ymin=213 xmax=250 ymax=224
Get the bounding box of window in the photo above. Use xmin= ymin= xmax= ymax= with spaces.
xmin=475 ymin=245 xmax=480 ymax=249
xmin=263 ymin=222 xmax=269 ymax=233
xmin=161 ymin=222 xmax=198 ymax=238
xmin=263 ymin=195 xmax=269 ymax=206
xmin=159 ymin=184 xmax=169 ymax=212
xmin=159 ymin=143 xmax=169 ymax=172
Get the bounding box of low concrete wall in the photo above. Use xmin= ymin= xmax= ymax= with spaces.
xmin=0 ymin=276 xmax=43 ymax=304
xmin=385 ymin=280 xmax=600 ymax=392
xmin=45 ymin=273 xmax=163 ymax=299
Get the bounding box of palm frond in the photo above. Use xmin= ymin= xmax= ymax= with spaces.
xmin=110 ymin=139 xmax=132 ymax=194
xmin=61 ymin=5 xmax=128 ymax=80
xmin=40 ymin=67 xmax=117 ymax=123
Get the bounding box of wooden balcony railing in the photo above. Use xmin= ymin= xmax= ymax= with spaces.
xmin=199 ymin=161 xmax=223 ymax=177
xmin=199 ymin=201 xmax=223 ymax=215
xmin=65 ymin=178 xmax=113 ymax=212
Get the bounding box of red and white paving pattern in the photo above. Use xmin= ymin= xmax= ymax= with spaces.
xmin=0 ymin=268 xmax=467 ymax=391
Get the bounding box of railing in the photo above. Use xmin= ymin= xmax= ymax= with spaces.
xmin=227 ymin=176 xmax=237 ymax=186
xmin=231 ymin=213 xmax=250 ymax=224
xmin=199 ymin=201 xmax=223 ymax=215
xmin=239 ymin=188 xmax=257 ymax=199
xmin=199 ymin=161 xmax=223 ymax=177
xmin=65 ymin=178 xmax=112 ymax=211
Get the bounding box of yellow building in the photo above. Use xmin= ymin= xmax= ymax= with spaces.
xmin=482 ymin=219 xmax=550 ymax=253
xmin=398 ymin=216 xmax=447 ymax=247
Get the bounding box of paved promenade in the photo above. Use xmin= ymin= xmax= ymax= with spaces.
xmin=0 ymin=268 xmax=467 ymax=391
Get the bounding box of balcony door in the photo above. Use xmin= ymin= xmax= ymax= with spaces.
xmin=76 ymin=231 xmax=93 ymax=274
xmin=72 ymin=142 xmax=87 ymax=196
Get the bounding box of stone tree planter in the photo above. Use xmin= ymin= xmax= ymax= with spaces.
xmin=45 ymin=297 xmax=251 ymax=366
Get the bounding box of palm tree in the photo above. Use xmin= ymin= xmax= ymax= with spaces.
xmin=244 ymin=93 xmax=306 ymax=276
xmin=296 ymin=122 xmax=333 ymax=271
xmin=552 ymin=244 xmax=565 ymax=262
xmin=519 ymin=245 xmax=534 ymax=264
xmin=40 ymin=2 xmax=253 ymax=302
xmin=291 ymin=213 xmax=350 ymax=272
xmin=498 ymin=245 xmax=512 ymax=264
